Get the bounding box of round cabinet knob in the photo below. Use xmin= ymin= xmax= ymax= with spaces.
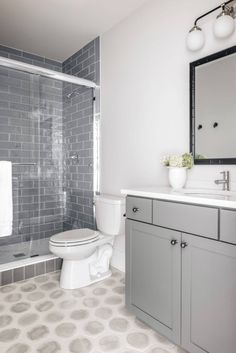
xmin=180 ymin=242 xmax=188 ymax=249
xmin=132 ymin=207 xmax=139 ymax=213
xmin=170 ymin=239 xmax=178 ymax=246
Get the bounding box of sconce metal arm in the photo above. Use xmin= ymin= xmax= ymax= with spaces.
xmin=194 ymin=0 xmax=234 ymax=26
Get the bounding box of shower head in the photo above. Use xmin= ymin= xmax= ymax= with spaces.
xmin=66 ymin=88 xmax=80 ymax=99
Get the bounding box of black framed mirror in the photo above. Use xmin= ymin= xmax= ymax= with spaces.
xmin=190 ymin=45 xmax=236 ymax=165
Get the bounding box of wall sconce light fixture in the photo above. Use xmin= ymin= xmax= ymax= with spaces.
xmin=187 ymin=1 xmax=236 ymax=51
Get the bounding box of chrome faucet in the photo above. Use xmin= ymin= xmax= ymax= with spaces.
xmin=214 ymin=171 xmax=230 ymax=191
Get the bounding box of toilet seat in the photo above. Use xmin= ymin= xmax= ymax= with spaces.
xmin=49 ymin=229 xmax=100 ymax=247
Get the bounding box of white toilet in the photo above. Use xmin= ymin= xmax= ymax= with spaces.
xmin=49 ymin=194 xmax=125 ymax=289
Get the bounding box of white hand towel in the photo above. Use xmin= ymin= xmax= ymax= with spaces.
xmin=0 ymin=161 xmax=13 ymax=237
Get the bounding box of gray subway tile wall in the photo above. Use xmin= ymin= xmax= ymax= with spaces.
xmin=0 ymin=45 xmax=62 ymax=71
xmin=62 ymin=37 xmax=100 ymax=231
xmin=0 ymin=257 xmax=62 ymax=286
xmin=0 ymin=38 xmax=100 ymax=256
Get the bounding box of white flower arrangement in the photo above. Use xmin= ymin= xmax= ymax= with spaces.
xmin=161 ymin=153 xmax=193 ymax=169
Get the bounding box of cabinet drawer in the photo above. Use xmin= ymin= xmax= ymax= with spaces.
xmin=153 ymin=200 xmax=218 ymax=239
xmin=220 ymin=209 xmax=236 ymax=245
xmin=126 ymin=196 xmax=152 ymax=223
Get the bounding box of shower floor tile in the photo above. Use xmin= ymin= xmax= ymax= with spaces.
xmin=0 ymin=269 xmax=185 ymax=353
xmin=0 ymin=238 xmax=50 ymax=265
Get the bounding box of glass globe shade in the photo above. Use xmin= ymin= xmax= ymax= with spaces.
xmin=213 ymin=13 xmax=235 ymax=38
xmin=186 ymin=26 xmax=205 ymax=51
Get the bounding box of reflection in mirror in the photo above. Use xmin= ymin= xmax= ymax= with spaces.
xmin=190 ymin=46 xmax=236 ymax=164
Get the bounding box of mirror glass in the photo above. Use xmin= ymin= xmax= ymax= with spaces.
xmin=190 ymin=46 xmax=236 ymax=164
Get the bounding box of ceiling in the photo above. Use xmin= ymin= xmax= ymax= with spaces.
xmin=0 ymin=0 xmax=150 ymax=62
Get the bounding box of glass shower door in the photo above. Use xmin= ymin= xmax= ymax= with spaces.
xmin=0 ymin=64 xmax=97 ymax=265
xmin=0 ymin=67 xmax=41 ymax=263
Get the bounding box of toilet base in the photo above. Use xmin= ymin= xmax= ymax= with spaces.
xmin=59 ymin=243 xmax=113 ymax=289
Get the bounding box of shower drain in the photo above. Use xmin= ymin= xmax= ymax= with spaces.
xmin=13 ymin=253 xmax=26 ymax=258
xmin=13 ymin=253 xmax=40 ymax=258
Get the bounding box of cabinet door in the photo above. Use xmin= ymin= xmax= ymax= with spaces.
xmin=182 ymin=234 xmax=236 ymax=353
xmin=126 ymin=220 xmax=181 ymax=344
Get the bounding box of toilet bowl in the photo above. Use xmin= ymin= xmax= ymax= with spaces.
xmin=49 ymin=194 xmax=125 ymax=289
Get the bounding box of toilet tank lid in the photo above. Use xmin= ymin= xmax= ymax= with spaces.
xmin=95 ymin=194 xmax=125 ymax=205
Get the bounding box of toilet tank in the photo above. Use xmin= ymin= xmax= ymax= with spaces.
xmin=95 ymin=194 xmax=125 ymax=235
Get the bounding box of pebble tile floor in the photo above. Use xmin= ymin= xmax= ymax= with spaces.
xmin=0 ymin=269 xmax=186 ymax=353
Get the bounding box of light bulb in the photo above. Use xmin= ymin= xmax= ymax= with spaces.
xmin=186 ymin=25 xmax=205 ymax=51
xmin=213 ymin=11 xmax=235 ymax=38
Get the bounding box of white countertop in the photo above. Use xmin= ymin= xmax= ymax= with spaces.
xmin=121 ymin=186 xmax=236 ymax=209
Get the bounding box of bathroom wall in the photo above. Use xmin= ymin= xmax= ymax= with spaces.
xmin=100 ymin=0 xmax=236 ymax=194
xmin=62 ymin=37 xmax=100 ymax=230
xmin=0 ymin=46 xmax=64 ymax=246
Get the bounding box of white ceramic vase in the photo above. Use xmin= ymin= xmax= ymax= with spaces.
xmin=168 ymin=167 xmax=187 ymax=189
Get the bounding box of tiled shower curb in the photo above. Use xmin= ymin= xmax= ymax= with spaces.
xmin=0 ymin=256 xmax=62 ymax=286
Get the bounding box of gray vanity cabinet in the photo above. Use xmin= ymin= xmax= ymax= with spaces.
xmin=153 ymin=200 xmax=218 ymax=240
xmin=125 ymin=195 xmax=236 ymax=353
xmin=181 ymin=234 xmax=236 ymax=353
xmin=126 ymin=219 xmax=181 ymax=344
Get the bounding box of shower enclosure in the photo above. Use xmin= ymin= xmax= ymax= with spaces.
xmin=0 ymin=56 xmax=99 ymax=266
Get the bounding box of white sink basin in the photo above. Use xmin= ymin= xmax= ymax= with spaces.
xmin=121 ymin=187 xmax=236 ymax=209
xmin=176 ymin=188 xmax=234 ymax=200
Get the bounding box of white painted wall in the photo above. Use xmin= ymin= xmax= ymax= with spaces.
xmin=100 ymin=0 xmax=236 ymax=195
